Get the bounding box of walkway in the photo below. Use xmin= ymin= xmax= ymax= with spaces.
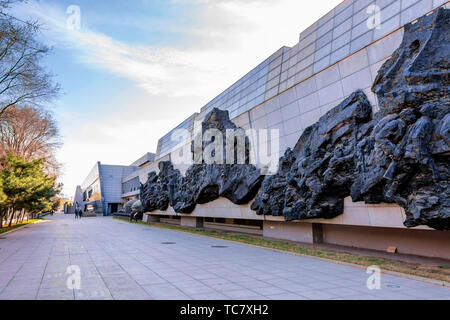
xmin=0 ymin=215 xmax=448 ymax=300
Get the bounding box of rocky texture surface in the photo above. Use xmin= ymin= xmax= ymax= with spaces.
xmin=251 ymin=90 xmax=373 ymax=221
xmin=141 ymin=8 xmax=449 ymax=230
xmin=141 ymin=109 xmax=263 ymax=214
xmin=252 ymin=8 xmax=449 ymax=230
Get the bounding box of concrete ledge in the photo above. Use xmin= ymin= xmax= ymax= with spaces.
xmin=204 ymin=222 xmax=263 ymax=236
xmin=180 ymin=216 xmax=203 ymax=228
xmin=144 ymin=196 xmax=433 ymax=231
xmin=160 ymin=218 xmax=180 ymax=226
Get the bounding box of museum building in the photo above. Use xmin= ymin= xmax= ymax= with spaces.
xmin=74 ymin=153 xmax=155 ymax=216
xmin=76 ymin=0 xmax=450 ymax=259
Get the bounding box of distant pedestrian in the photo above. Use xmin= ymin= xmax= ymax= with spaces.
xmin=130 ymin=210 xmax=138 ymax=223
xmin=75 ymin=202 xmax=80 ymax=219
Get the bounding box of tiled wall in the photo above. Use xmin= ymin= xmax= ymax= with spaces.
xmin=199 ymin=47 xmax=292 ymax=119
xmin=156 ymin=114 xmax=198 ymax=159
xmin=100 ymin=165 xmax=138 ymax=203
xmin=156 ymin=47 xmax=286 ymax=159
xmin=81 ymin=162 xmax=100 ymax=190
xmin=122 ymin=176 xmax=140 ymax=195
xmin=142 ymin=1 xmax=450 ymax=230
xmin=283 ymin=0 xmax=443 ymax=90
xmin=155 ymin=0 xmax=448 ymax=161
xmin=244 ymin=28 xmax=405 ymax=155
xmin=130 ymin=152 xmax=155 ymax=167
xmin=122 ymin=160 xmax=161 ymax=190
xmin=215 ymin=0 xmax=448 ymax=156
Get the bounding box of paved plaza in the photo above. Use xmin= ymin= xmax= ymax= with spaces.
xmin=0 ymin=214 xmax=448 ymax=300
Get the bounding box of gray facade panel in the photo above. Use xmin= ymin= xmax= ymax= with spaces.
xmin=100 ymin=165 xmax=138 ymax=204
xmin=152 ymin=0 xmax=446 ymax=169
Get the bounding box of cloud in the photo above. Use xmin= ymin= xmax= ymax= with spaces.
xmin=12 ymin=0 xmax=343 ymax=196
xmin=53 ymin=91 xmax=203 ymax=197
xmin=14 ymin=0 xmax=342 ymax=99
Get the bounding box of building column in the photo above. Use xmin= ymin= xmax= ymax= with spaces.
xmin=181 ymin=216 xmax=204 ymax=228
xmin=144 ymin=214 xmax=160 ymax=223
xmin=312 ymin=223 xmax=324 ymax=244
xmin=263 ymin=221 xmax=314 ymax=243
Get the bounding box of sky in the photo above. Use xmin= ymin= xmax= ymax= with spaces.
xmin=11 ymin=0 xmax=342 ymax=197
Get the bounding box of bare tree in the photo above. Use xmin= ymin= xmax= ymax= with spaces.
xmin=0 ymin=0 xmax=60 ymax=116
xmin=0 ymin=105 xmax=61 ymax=176
xmin=0 ymin=1 xmax=62 ymax=228
xmin=0 ymin=1 xmax=22 ymax=10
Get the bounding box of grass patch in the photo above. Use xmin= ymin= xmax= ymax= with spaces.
xmin=115 ymin=217 xmax=450 ymax=284
xmin=0 ymin=219 xmax=40 ymax=235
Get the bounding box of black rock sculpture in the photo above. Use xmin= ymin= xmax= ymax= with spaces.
xmin=140 ymin=162 xmax=175 ymax=212
xmin=141 ymin=7 xmax=449 ymax=230
xmin=355 ymin=7 xmax=450 ymax=229
xmin=252 ymin=8 xmax=449 ymax=230
xmin=251 ymin=90 xmax=374 ymax=221
xmin=140 ymin=108 xmax=263 ymax=214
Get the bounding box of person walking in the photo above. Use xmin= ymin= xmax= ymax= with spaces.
xmin=74 ymin=202 xmax=79 ymax=219
xmin=130 ymin=210 xmax=138 ymax=223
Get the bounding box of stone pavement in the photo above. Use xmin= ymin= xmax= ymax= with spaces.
xmin=0 ymin=214 xmax=448 ymax=300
